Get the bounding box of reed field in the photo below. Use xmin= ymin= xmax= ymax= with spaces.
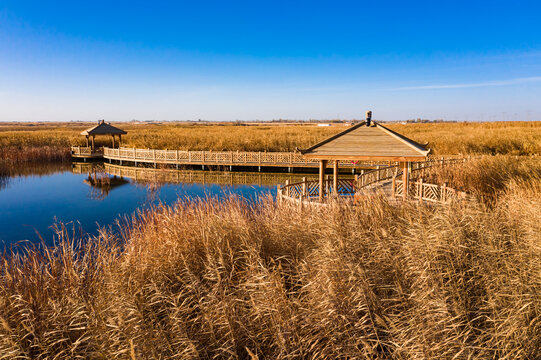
xmin=1 ymin=121 xmax=540 ymax=162
xmin=1 ymin=156 xmax=540 ymax=359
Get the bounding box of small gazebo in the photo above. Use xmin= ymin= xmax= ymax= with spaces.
xmin=81 ymin=120 xmax=127 ymax=151
xmin=300 ymin=115 xmax=429 ymax=200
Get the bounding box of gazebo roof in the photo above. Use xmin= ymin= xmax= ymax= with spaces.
xmin=81 ymin=120 xmax=127 ymax=136
xmin=300 ymin=121 xmax=429 ymax=161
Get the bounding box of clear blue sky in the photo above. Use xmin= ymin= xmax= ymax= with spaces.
xmin=1 ymin=0 xmax=540 ymax=121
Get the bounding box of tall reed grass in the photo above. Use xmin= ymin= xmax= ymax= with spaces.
xmin=417 ymin=155 xmax=541 ymax=203
xmin=390 ymin=121 xmax=541 ymax=155
xmin=1 ymin=121 xmax=540 ymax=163
xmin=1 ymin=157 xmax=540 ymax=359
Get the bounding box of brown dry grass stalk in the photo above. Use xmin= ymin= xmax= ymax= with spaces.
xmin=1 ymin=157 xmax=540 ymax=359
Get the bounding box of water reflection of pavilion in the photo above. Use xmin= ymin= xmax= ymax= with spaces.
xmin=80 ymin=166 xmax=129 ymax=200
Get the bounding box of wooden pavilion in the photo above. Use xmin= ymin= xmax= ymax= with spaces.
xmin=300 ymin=117 xmax=429 ymax=200
xmin=81 ymin=120 xmax=127 ymax=151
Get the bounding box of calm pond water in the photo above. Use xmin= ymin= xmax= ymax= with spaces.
xmin=0 ymin=162 xmax=308 ymax=247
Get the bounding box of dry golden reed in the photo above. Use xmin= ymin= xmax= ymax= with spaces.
xmin=1 ymin=157 xmax=540 ymax=359
xmin=1 ymin=121 xmax=540 ymax=163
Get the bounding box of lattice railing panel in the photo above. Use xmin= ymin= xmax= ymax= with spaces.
xmin=421 ymin=183 xmax=441 ymax=202
xmin=164 ymin=151 xmax=176 ymax=161
xmin=154 ymin=151 xmax=166 ymax=161
xmin=177 ymin=151 xmax=190 ymax=161
xmin=71 ymin=146 xmax=93 ymax=156
xmin=287 ymin=184 xmax=303 ymax=198
xmin=216 ymin=153 xmax=230 ymax=162
xmin=275 ymin=153 xmax=290 ymax=163
xmin=307 ymin=182 xmax=320 ymax=197
xmin=355 ymin=165 xmax=400 ymax=189
xmin=336 ymin=179 xmax=355 ymax=195
xmin=393 ymin=180 xmax=467 ymax=203
xmin=190 ymin=152 xmax=203 ymax=162
xmin=244 ymin=153 xmax=260 ymax=163
xmin=395 ymin=181 xmax=404 ymax=196
xmin=204 ymin=152 xmax=217 ymax=162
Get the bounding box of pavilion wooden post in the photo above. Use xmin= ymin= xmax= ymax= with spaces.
xmin=118 ymin=134 xmax=122 ymax=147
xmin=111 ymin=135 xmax=115 ymax=149
xmin=319 ymin=160 xmax=328 ymax=202
xmin=401 ymin=161 xmax=409 ymax=200
xmin=85 ymin=135 xmax=89 ymax=147
xmin=333 ymin=160 xmax=339 ymax=196
xmin=91 ymin=135 xmax=95 ymax=151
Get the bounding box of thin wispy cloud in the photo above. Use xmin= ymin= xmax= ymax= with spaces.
xmin=393 ymin=76 xmax=541 ymax=90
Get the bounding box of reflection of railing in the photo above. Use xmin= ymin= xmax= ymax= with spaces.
xmin=393 ymin=179 xmax=467 ymax=203
xmin=71 ymin=146 xmax=104 ymax=157
xmin=102 ymin=147 xmax=394 ymax=168
xmin=72 ymin=163 xmax=312 ymax=187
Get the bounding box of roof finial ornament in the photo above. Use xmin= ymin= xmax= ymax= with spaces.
xmin=365 ymin=110 xmax=372 ymax=126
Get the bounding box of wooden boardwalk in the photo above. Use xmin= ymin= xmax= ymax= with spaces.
xmin=71 ymin=146 xmax=398 ymax=170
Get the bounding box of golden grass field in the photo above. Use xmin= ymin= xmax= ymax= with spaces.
xmin=1 ymin=121 xmax=540 ymax=358
xmin=1 ymin=156 xmax=540 ymax=359
xmin=1 ymin=121 xmax=540 ymax=162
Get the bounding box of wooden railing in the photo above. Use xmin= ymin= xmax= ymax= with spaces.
xmin=71 ymin=146 xmax=103 ymax=157
xmin=102 ymin=147 xmax=394 ymax=168
xmin=277 ymin=177 xmax=356 ymax=204
xmin=278 ymin=156 xmax=473 ymax=204
xmin=354 ymin=166 xmax=401 ymax=189
xmin=410 ymin=156 xmax=472 ymax=176
xmin=393 ymin=179 xmax=467 ymax=203
xmin=279 ymin=178 xmax=355 ymax=198
xmin=352 ymin=156 xmax=472 ymax=191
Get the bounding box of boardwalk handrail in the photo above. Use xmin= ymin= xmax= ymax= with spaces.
xmin=71 ymin=146 xmax=103 ymax=156
xmin=393 ymin=179 xmax=468 ymax=202
xmin=277 ymin=177 xmax=355 ymax=201
xmin=354 ymin=165 xmax=400 ymax=189
xmin=278 ymin=156 xmax=473 ymax=204
xmin=352 ymin=156 xmax=470 ymax=190
xmin=71 ymin=146 xmax=92 ymax=156
xmin=409 ymin=156 xmax=472 ymax=176
xmin=101 ymin=147 xmax=395 ymax=168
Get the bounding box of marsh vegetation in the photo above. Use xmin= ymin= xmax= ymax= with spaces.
xmin=1 ymin=156 xmax=540 ymax=359
xmin=1 ymin=121 xmax=540 ymax=163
